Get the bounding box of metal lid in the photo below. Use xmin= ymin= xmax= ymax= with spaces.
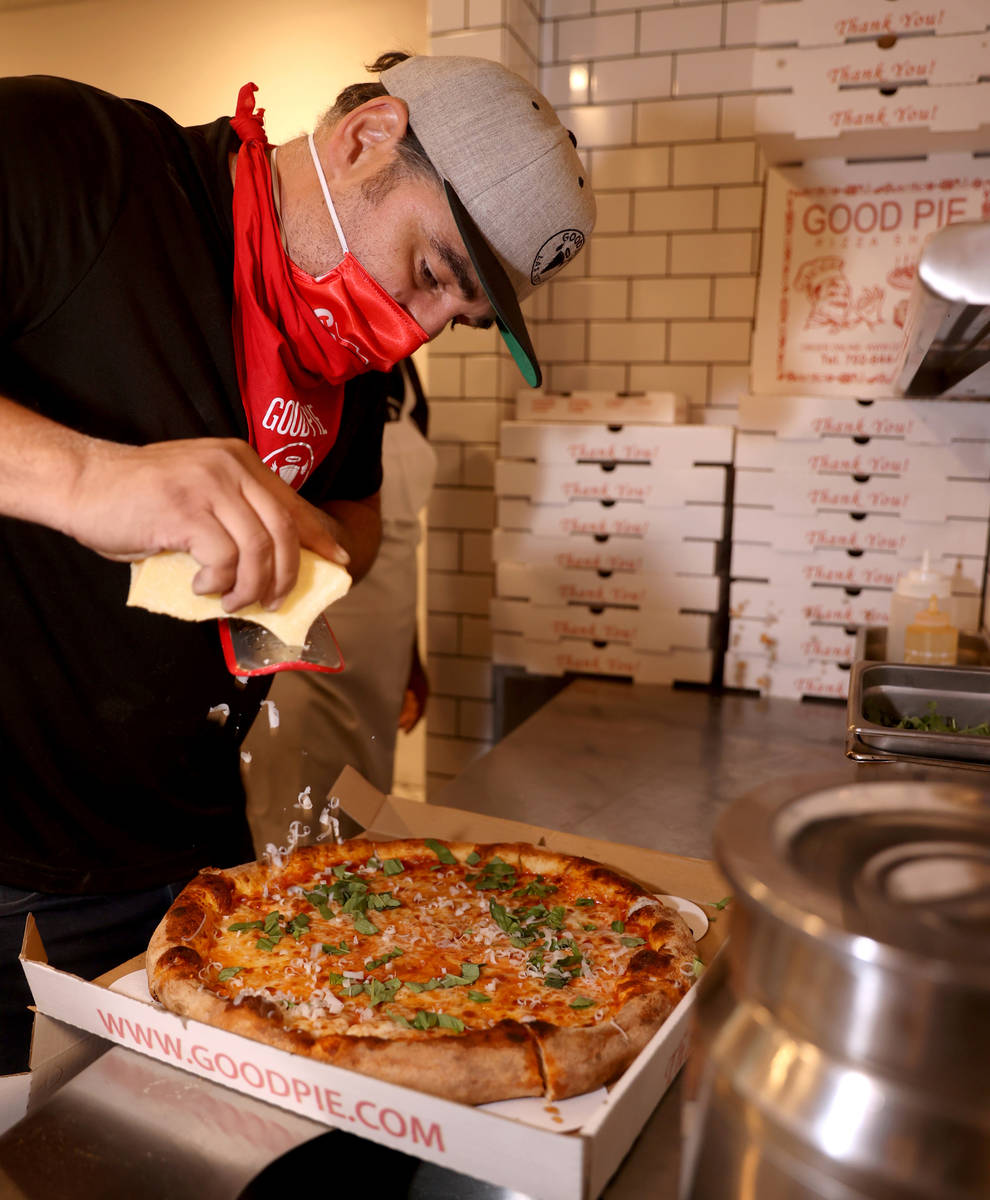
xmin=715 ymin=776 xmax=990 ymax=980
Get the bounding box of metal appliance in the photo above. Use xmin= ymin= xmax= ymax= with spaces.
xmin=680 ymin=777 xmax=990 ymax=1200
xmin=894 ymin=219 xmax=990 ymax=397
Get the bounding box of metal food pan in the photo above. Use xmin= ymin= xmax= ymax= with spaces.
xmin=847 ymin=660 xmax=990 ymax=766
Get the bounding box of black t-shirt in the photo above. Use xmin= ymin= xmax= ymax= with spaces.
xmin=0 ymin=76 xmax=385 ymax=893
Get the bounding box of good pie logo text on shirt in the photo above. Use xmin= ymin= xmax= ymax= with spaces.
xmin=259 ymin=397 xmax=329 ymax=487
xmin=261 ymin=397 xmax=329 ymax=439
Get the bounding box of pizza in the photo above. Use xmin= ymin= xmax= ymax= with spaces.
xmin=146 ymin=838 xmax=698 ymax=1105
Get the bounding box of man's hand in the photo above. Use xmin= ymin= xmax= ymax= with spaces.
xmin=65 ymin=437 xmax=348 ymax=612
xmin=398 ymin=641 xmax=429 ymax=733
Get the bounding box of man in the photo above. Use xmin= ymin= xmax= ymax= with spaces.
xmin=0 ymin=51 xmax=595 ymax=1073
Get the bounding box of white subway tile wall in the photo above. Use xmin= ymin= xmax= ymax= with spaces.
xmin=424 ymin=0 xmax=762 ymax=792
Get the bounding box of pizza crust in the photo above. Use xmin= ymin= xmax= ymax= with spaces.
xmin=146 ymin=839 xmax=698 ymax=1105
xmin=126 ymin=548 xmax=351 ymax=646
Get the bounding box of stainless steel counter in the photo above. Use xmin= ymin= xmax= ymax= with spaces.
xmin=1 ymin=680 xmax=966 ymax=1200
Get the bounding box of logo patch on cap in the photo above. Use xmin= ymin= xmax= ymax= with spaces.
xmin=531 ymin=229 xmax=586 ymax=287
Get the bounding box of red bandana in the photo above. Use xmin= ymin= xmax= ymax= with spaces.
xmin=229 ymin=83 xmax=426 ymax=491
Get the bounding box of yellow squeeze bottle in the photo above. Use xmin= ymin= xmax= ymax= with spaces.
xmin=903 ymin=595 xmax=958 ymax=666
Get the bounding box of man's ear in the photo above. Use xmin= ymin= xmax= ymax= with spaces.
xmin=323 ymin=96 xmax=409 ymax=176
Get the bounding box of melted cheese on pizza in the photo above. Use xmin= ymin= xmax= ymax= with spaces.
xmin=201 ymin=846 xmax=693 ymax=1040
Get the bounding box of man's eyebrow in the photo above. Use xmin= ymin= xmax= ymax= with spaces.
xmin=431 ymin=237 xmax=481 ymax=303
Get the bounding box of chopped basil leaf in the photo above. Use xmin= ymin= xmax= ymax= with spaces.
xmin=364 ymin=977 xmax=402 ymax=1006
xmin=466 ymin=851 xmax=481 ymax=866
xmin=516 ymin=903 xmax=549 ymax=923
xmin=713 ymin=896 xmax=732 ymax=911
xmin=387 ymin=1011 xmax=413 ymax=1028
xmin=489 ymin=898 xmax=520 ymax=935
xmin=474 ymin=857 xmax=518 ymax=892
xmin=322 ymin=941 xmax=350 ymax=956
xmin=345 ymin=983 xmax=364 ymax=997
xmin=693 ymin=956 xmax=705 ymax=978
xmin=352 ymin=913 xmax=378 ymax=936
xmin=424 ymin=838 xmax=457 ymax=865
xmin=404 ymin=977 xmax=442 ymax=994
xmin=228 ymin=920 xmax=264 ymax=932
xmin=511 ymin=878 xmax=558 ymax=900
xmin=382 ymin=858 xmax=404 ymax=876
xmin=570 ymin=996 xmax=595 ymax=1009
xmin=304 ymin=887 xmax=333 ymax=918
xmin=582 ymin=923 xmax=597 ymax=931
xmin=620 ymin=936 xmax=646 ymax=948
xmin=437 ymin=1013 xmax=465 ymax=1032
xmin=543 ymin=973 xmax=570 ymax=989
xmin=467 ymin=990 xmax=491 ymax=1003
xmin=327 ymin=971 xmax=344 ymax=986
xmin=366 ymin=856 xmax=381 ymax=871
xmin=412 ymin=1010 xmax=439 ymax=1030
xmin=441 ymin=962 xmax=481 ymax=988
xmin=365 ymin=948 xmax=404 ymax=971
xmin=575 ymin=897 xmax=595 ymax=907
xmin=287 ymin=913 xmax=310 ymax=940
xmin=611 ymin=920 xmax=625 ymax=934
xmin=547 ymin=906 xmax=566 ymax=929
xmin=217 ymin=966 xmax=243 ymax=982
xmin=256 ymin=937 xmax=276 ymax=952
xmin=556 ymin=954 xmax=583 ymax=970
xmin=366 ymin=891 xmax=401 ymax=911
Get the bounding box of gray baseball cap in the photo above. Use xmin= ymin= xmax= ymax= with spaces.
xmin=380 ymin=55 xmax=596 ymax=388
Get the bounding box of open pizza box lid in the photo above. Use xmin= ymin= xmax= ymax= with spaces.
xmin=18 ymin=768 xmax=729 ymax=1200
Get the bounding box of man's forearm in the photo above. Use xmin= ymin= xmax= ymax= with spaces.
xmin=0 ymin=395 xmax=92 ymax=531
xmin=321 ymin=495 xmax=382 ymax=583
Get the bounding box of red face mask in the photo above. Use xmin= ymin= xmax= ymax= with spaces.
xmin=229 ymin=84 xmax=428 ymax=491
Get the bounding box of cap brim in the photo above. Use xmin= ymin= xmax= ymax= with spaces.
xmin=443 ymin=180 xmax=542 ymax=389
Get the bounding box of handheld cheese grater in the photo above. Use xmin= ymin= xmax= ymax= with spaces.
xmin=219 ymin=614 xmax=345 ymax=677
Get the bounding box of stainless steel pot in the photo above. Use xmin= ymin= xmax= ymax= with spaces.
xmin=680 ymin=776 xmax=990 ymax=1200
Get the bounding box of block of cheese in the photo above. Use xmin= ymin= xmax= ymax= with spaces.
xmin=126 ymin=549 xmax=351 ymax=646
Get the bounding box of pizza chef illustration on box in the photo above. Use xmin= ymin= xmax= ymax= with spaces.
xmin=753 ymin=160 xmax=990 ymax=396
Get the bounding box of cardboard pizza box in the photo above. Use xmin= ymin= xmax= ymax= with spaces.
xmin=515 ymin=389 xmax=687 ymax=425
xmin=19 ymin=768 xmax=730 ymax=1200
xmin=499 ymin=422 xmax=734 ymax=467
xmin=756 ymin=0 xmax=990 ymax=49
xmin=496 ymin=497 xmax=727 ymax=541
xmin=492 ymin=529 xmax=720 ymax=578
xmin=496 ymin=562 xmax=722 ymax=613
xmin=734 ymin=432 xmax=990 ymax=481
xmin=494 ymin=460 xmax=728 ymax=507
xmin=491 ymin=634 xmax=716 ymax=687
xmin=724 ymin=652 xmax=852 ymax=701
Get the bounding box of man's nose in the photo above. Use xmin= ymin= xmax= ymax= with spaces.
xmin=407 ymin=296 xmax=463 ymax=341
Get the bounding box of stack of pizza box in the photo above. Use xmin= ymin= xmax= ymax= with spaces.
xmin=726 ymin=393 xmax=990 ymax=700
xmin=744 ymin=0 xmax=990 ymax=707
xmin=753 ymin=0 xmax=990 ymax=164
xmin=491 ymin=391 xmax=734 ymax=686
